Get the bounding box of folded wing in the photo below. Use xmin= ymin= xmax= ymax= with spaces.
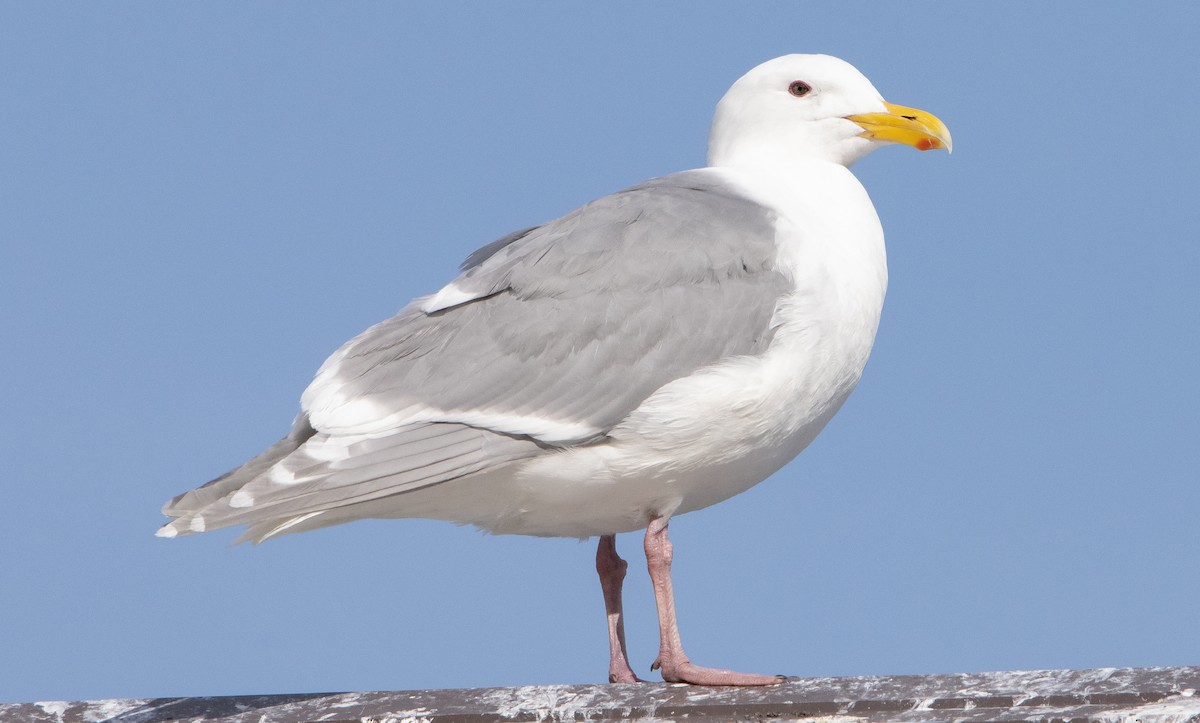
xmin=159 ymin=170 xmax=791 ymax=541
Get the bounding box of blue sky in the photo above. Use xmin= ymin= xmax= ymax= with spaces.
xmin=2 ymin=2 xmax=1198 ymax=704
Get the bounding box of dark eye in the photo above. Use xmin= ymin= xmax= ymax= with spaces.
xmin=788 ymin=81 xmax=812 ymax=97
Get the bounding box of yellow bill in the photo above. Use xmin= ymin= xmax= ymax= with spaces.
xmin=845 ymin=101 xmax=952 ymax=153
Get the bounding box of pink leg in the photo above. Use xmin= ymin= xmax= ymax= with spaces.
xmin=644 ymin=516 xmax=782 ymax=686
xmin=596 ymin=534 xmax=643 ymax=683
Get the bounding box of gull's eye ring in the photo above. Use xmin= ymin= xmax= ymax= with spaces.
xmin=788 ymin=81 xmax=812 ymax=97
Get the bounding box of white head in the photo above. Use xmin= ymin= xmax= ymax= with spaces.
xmin=708 ymin=54 xmax=951 ymax=170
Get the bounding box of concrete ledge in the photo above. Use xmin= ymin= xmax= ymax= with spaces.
xmin=5 ymin=666 xmax=1199 ymax=722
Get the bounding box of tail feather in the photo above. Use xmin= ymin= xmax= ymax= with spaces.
xmin=156 ymin=414 xmax=315 ymax=536
xmin=156 ymin=418 xmax=546 ymax=541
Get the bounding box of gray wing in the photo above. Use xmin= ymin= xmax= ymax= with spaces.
xmin=160 ymin=170 xmax=790 ymax=540
xmin=302 ymin=170 xmax=790 ymax=444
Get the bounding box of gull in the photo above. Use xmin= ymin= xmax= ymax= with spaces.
xmin=158 ymin=54 xmax=951 ymax=686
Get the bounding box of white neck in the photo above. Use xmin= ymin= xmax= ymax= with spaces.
xmin=696 ymin=161 xmax=888 ymax=330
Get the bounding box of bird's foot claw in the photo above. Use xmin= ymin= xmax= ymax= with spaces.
xmin=609 ymin=657 xmax=647 ymax=683
xmin=609 ymin=669 xmax=647 ymax=683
